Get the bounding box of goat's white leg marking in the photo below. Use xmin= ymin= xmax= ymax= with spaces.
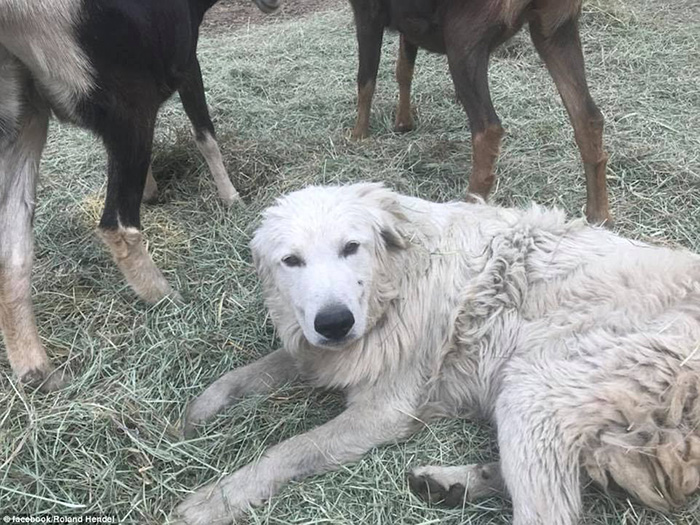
xmin=0 ymin=63 xmax=65 ymax=390
xmin=98 ymin=226 xmax=178 ymax=303
xmin=195 ymin=130 xmax=239 ymax=205
xmin=142 ymin=163 xmax=158 ymax=203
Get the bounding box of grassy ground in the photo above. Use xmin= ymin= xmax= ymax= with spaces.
xmin=1 ymin=1 xmax=699 ymax=523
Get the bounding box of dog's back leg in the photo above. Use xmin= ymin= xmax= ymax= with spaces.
xmin=179 ymin=57 xmax=240 ymax=205
xmin=97 ymin=111 xmax=177 ymax=303
xmin=0 ymin=57 xmax=65 ymax=390
xmin=495 ymin=380 xmax=582 ymax=525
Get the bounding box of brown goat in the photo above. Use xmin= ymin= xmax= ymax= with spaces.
xmin=348 ymin=0 xmax=611 ymax=225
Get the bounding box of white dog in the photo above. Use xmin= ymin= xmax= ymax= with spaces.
xmin=176 ymin=183 xmax=700 ymax=525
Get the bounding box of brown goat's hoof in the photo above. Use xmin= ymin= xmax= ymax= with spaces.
xmin=587 ymin=212 xmax=615 ymax=229
xmin=350 ymin=128 xmax=370 ymax=141
xmin=394 ymin=121 xmax=414 ymax=133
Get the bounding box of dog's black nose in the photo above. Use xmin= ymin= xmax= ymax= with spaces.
xmin=314 ymin=305 xmax=355 ymax=341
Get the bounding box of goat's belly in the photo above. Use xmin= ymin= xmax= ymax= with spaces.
xmin=394 ymin=22 xmax=446 ymax=54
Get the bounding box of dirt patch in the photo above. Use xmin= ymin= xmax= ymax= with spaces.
xmin=202 ymin=0 xmax=345 ymax=32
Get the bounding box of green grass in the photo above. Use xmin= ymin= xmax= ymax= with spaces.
xmin=1 ymin=1 xmax=699 ymax=523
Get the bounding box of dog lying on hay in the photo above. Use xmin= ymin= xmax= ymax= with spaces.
xmin=177 ymin=183 xmax=700 ymax=524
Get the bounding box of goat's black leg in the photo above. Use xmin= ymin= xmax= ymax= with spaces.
xmin=350 ymin=2 xmax=385 ymax=140
xmin=98 ymin=112 xmax=177 ymax=303
xmin=143 ymin=58 xmax=238 ymax=205
xmin=179 ymin=57 xmax=239 ymax=205
xmin=394 ymin=34 xmax=418 ymax=133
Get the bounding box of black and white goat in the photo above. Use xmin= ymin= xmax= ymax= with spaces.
xmin=0 ymin=0 xmax=280 ymax=390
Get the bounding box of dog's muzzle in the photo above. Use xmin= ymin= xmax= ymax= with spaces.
xmin=253 ymin=0 xmax=281 ymax=14
xmin=314 ymin=305 xmax=355 ymax=342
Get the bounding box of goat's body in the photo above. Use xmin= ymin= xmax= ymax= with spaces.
xmin=0 ymin=0 xmax=268 ymax=388
xmin=1 ymin=0 xmax=206 ymax=129
xmin=348 ymin=0 xmax=610 ymax=226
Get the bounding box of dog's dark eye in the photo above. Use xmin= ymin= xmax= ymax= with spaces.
xmin=341 ymin=241 xmax=360 ymax=257
xmin=282 ymin=254 xmax=303 ymax=267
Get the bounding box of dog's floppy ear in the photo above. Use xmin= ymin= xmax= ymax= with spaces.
xmin=352 ymin=183 xmax=408 ymax=250
xmin=380 ymin=224 xmax=406 ymax=250
xmin=250 ymin=219 xmax=277 ymax=295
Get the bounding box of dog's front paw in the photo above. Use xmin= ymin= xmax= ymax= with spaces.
xmin=182 ymin=397 xmax=214 ymax=439
xmin=183 ymin=383 xmax=236 ymax=438
xmin=174 ymin=483 xmax=242 ymax=525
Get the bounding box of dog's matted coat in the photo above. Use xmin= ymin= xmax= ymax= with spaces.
xmin=177 ymin=183 xmax=700 ymax=524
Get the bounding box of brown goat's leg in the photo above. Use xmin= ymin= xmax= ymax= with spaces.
xmin=529 ymin=18 xmax=612 ymax=226
xmin=445 ymin=22 xmax=505 ymax=199
xmin=394 ymin=34 xmax=418 ymax=133
xmin=350 ymin=9 xmax=384 ymax=140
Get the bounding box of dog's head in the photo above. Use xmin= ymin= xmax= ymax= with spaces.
xmin=251 ymin=183 xmax=407 ymax=352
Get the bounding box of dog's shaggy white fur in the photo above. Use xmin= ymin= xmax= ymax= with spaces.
xmin=177 ymin=183 xmax=700 ymax=525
